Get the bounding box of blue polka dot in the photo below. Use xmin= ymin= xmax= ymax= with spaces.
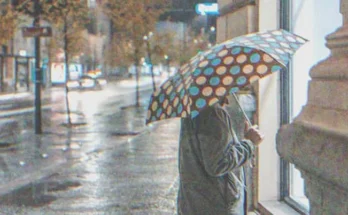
xmin=209 ymin=77 xmax=220 ymax=86
xmin=230 ymin=66 xmax=241 ymax=75
xmin=231 ymin=47 xmax=242 ymax=55
xmin=156 ymin=108 xmax=162 ymax=117
xmin=229 ymin=87 xmax=239 ymax=94
xmin=250 ymin=53 xmax=261 ymax=63
xmin=203 ymin=67 xmax=214 ymax=75
xmin=237 ymin=76 xmax=247 ymax=85
xmin=175 ymin=80 xmax=182 ymax=88
xmin=243 ymin=47 xmax=253 ymax=53
xmin=170 ymin=92 xmax=176 ymax=101
xmin=178 ymin=104 xmax=183 ymax=113
xmin=211 ymin=58 xmax=221 ymax=66
xmin=271 ymin=65 xmax=282 ymax=72
xmin=193 ymin=69 xmax=202 ymax=77
xmin=173 ymin=74 xmax=180 ymax=81
xmin=207 ymin=53 xmax=217 ymax=60
xmin=189 ymin=86 xmax=199 ymax=96
xmin=159 ymin=94 xmax=165 ymax=103
xmin=191 ymin=110 xmax=199 ymax=118
xmin=196 ymin=98 xmax=206 ymax=108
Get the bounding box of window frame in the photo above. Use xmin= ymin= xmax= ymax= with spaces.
xmin=279 ymin=1 xmax=309 ymax=214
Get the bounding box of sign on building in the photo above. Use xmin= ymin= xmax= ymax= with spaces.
xmin=22 ymin=27 xmax=52 ymax=37
xmin=195 ymin=3 xmax=219 ymax=16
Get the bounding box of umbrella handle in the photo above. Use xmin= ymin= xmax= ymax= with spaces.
xmin=231 ymin=93 xmax=252 ymax=127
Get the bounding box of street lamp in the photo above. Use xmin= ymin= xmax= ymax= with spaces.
xmin=143 ymin=32 xmax=156 ymax=91
xmin=164 ymin=54 xmax=170 ymax=76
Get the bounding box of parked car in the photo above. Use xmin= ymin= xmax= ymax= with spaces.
xmin=67 ymin=75 xmax=107 ymax=91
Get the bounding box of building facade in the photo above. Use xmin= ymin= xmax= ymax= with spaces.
xmin=217 ymin=0 xmax=347 ymax=214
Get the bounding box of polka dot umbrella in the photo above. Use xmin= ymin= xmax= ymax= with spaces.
xmin=146 ymin=29 xmax=307 ymax=124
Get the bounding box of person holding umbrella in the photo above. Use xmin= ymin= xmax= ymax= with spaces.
xmin=145 ymin=29 xmax=307 ymax=214
xmin=177 ymin=96 xmax=263 ymax=215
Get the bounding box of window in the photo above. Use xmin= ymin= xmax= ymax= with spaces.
xmin=280 ymin=0 xmax=342 ymax=213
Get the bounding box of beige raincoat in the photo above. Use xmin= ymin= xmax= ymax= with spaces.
xmin=177 ymin=103 xmax=254 ymax=215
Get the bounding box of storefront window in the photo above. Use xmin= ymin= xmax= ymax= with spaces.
xmin=284 ymin=0 xmax=342 ymax=212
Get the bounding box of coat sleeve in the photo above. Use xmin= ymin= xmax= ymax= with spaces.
xmin=195 ymin=106 xmax=254 ymax=177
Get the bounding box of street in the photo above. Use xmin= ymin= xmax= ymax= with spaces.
xmin=0 ymin=77 xmax=180 ymax=215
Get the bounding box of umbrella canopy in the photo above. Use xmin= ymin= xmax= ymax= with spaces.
xmin=146 ymin=29 xmax=307 ymax=124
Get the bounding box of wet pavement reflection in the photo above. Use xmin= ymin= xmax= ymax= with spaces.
xmin=0 ymin=78 xmax=180 ymax=214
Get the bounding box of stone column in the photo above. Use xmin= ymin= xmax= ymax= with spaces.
xmin=276 ymin=1 xmax=348 ymax=215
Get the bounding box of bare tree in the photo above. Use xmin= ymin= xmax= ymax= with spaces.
xmin=102 ymin=0 xmax=170 ymax=107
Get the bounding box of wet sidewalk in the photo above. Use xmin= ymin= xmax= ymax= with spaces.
xmin=0 ymin=76 xmax=181 ymax=214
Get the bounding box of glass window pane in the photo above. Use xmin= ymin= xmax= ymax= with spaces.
xmin=290 ymin=0 xmax=342 ymax=211
xmin=289 ymin=164 xmax=309 ymax=210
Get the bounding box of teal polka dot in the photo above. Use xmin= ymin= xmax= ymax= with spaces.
xmin=170 ymin=92 xmax=176 ymax=101
xmin=180 ymin=89 xmax=185 ymax=99
xmin=290 ymin=43 xmax=299 ymax=49
xmin=229 ymin=87 xmax=239 ymax=94
xmin=237 ymin=76 xmax=247 ymax=85
xmin=178 ymin=104 xmax=183 ymax=113
xmin=156 ymin=108 xmax=162 ymax=117
xmin=209 ymin=77 xmax=220 ymax=86
xmin=151 ymin=116 xmax=156 ymax=121
xmin=159 ymin=94 xmax=165 ymax=102
xmin=212 ymin=45 xmax=224 ymax=52
xmin=230 ymin=66 xmax=241 ymax=75
xmin=264 ymin=48 xmax=276 ymax=54
xmin=203 ymin=67 xmax=214 ymax=75
xmin=207 ymin=53 xmax=217 ymax=60
xmin=231 ymin=47 xmax=242 ymax=55
xmin=276 ymin=36 xmax=286 ymax=41
xmin=251 ymin=36 xmax=262 ymax=41
xmin=243 ymin=47 xmax=253 ymax=53
xmin=250 ymin=53 xmax=261 ymax=63
xmin=271 ymin=65 xmax=282 ymax=72
xmin=193 ymin=69 xmax=202 ymax=77
xmin=191 ymin=110 xmax=199 ymax=118
xmin=211 ymin=58 xmax=221 ymax=66
xmin=189 ymin=86 xmax=199 ymax=96
xmin=171 ymin=112 xmax=177 ymax=117
xmin=270 ymin=43 xmax=280 ymax=48
xmin=280 ymin=55 xmax=289 ymax=61
xmin=196 ymin=98 xmax=206 ymax=108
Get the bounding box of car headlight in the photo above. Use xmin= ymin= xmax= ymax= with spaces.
xmin=81 ymin=79 xmax=95 ymax=87
xmin=67 ymin=81 xmax=79 ymax=88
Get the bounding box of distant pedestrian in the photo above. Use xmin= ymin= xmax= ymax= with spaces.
xmin=177 ymin=97 xmax=264 ymax=215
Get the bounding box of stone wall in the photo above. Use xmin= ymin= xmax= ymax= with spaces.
xmin=277 ymin=0 xmax=348 ymax=214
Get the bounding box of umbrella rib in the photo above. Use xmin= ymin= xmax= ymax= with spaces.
xmin=231 ymin=93 xmax=252 ymax=126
